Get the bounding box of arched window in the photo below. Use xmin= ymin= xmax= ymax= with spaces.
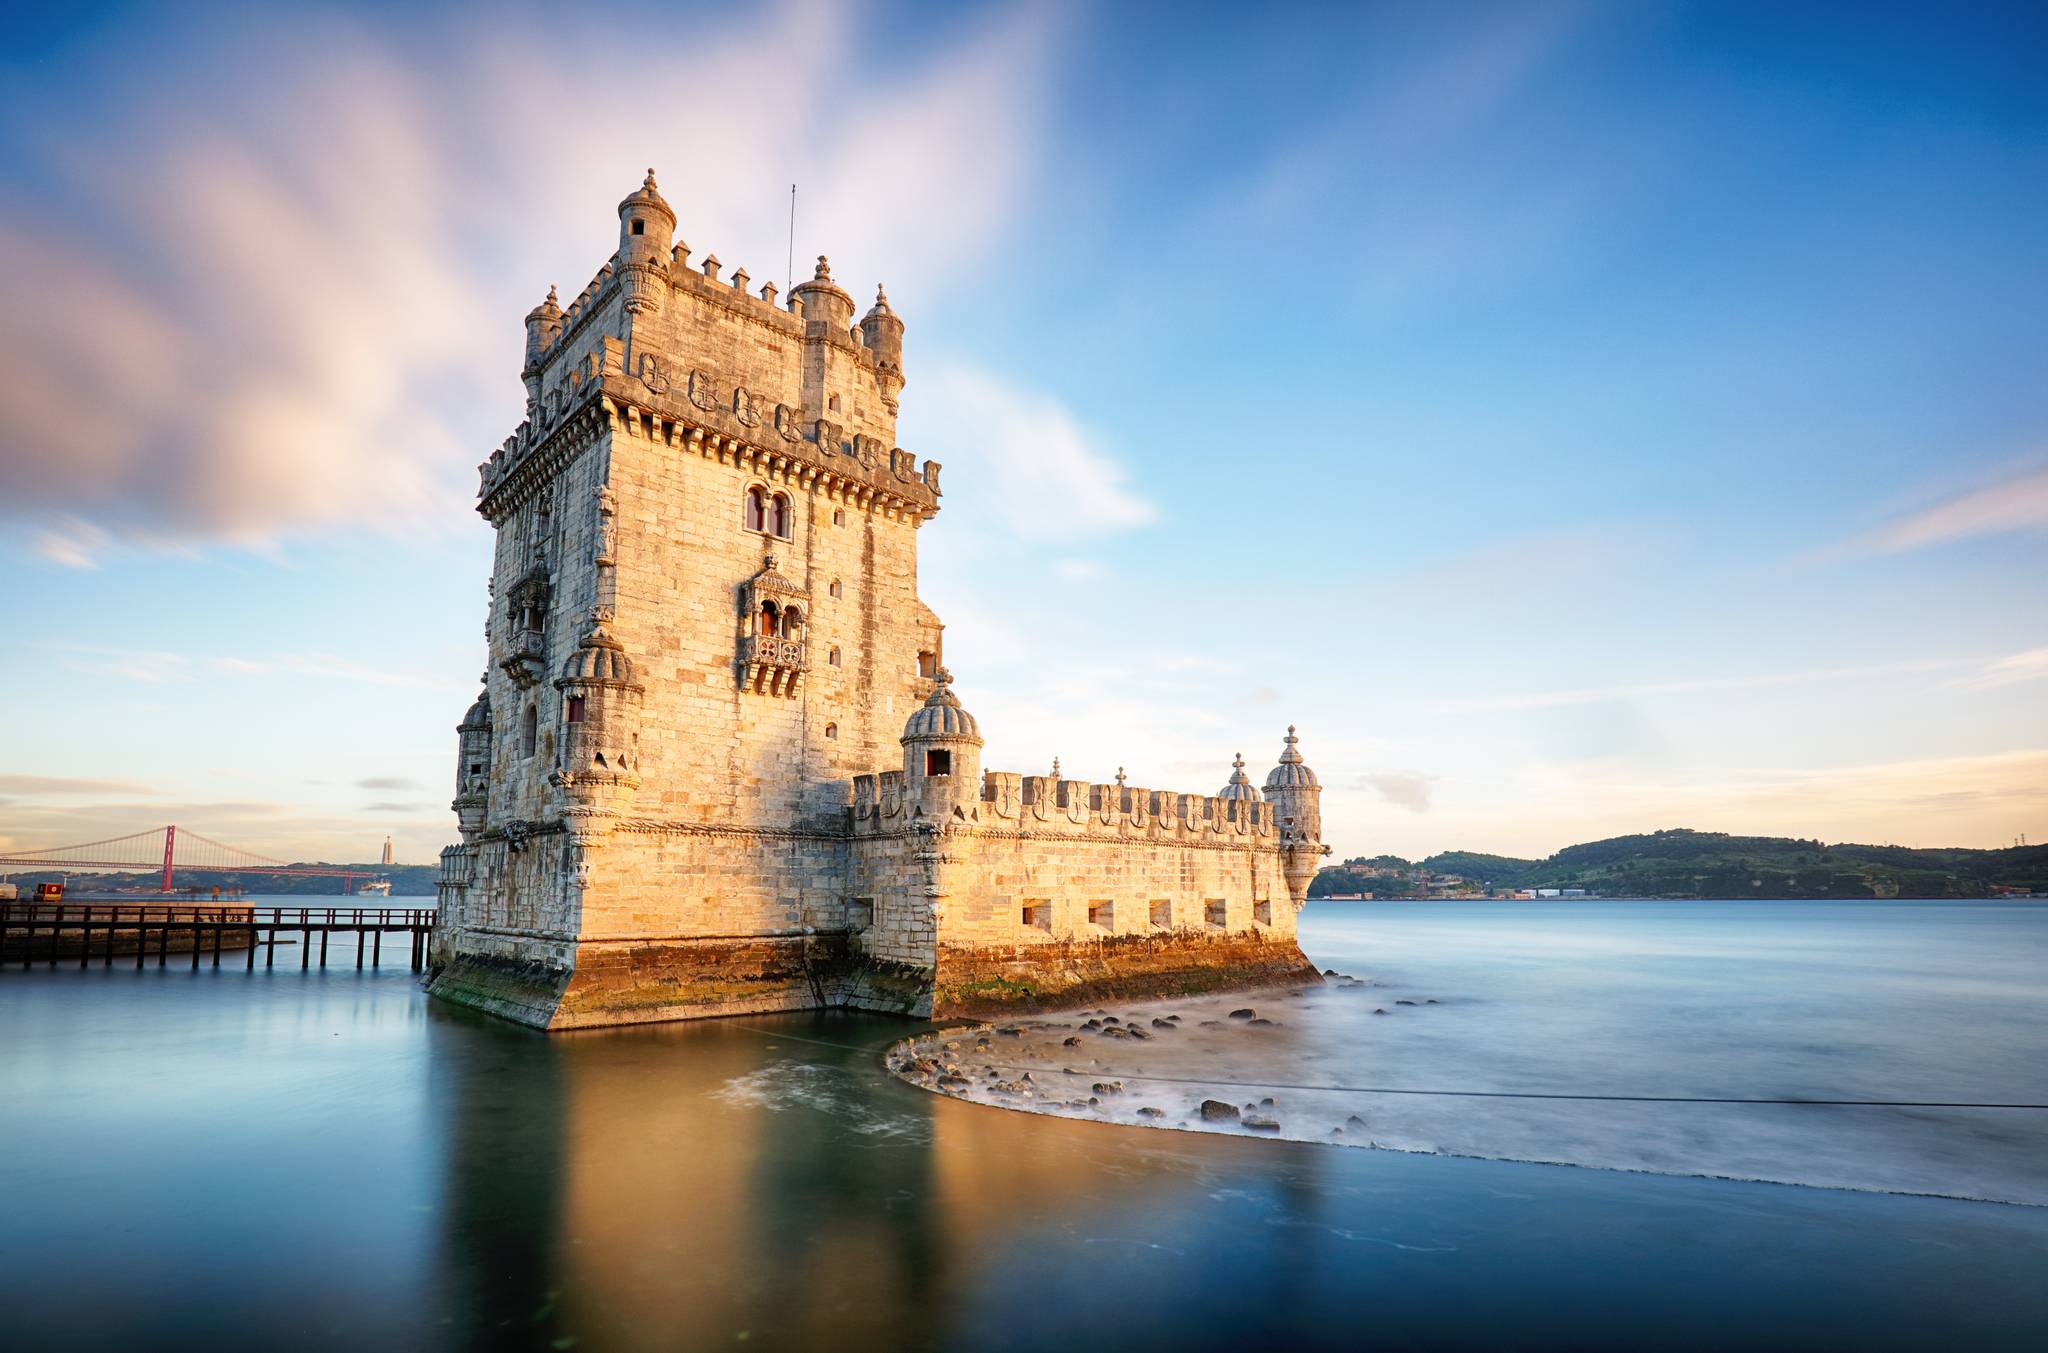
xmin=782 ymin=607 xmax=804 ymax=642
xmin=565 ymin=695 xmax=587 ymax=724
xmin=833 ymin=509 xmax=845 ymax=526
xmin=520 ymin=704 xmax=538 ymax=757
xmin=828 ymin=578 xmax=842 ymax=599
xmin=824 ymin=722 xmax=838 ymax=740
xmin=758 ymin=601 xmax=779 ymax=637
xmin=767 ymin=493 xmax=791 ymax=539
xmin=743 ymin=486 xmax=766 ymax=532
xmin=828 ymin=646 xmax=841 ymax=667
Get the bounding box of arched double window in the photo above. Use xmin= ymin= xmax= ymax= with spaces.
xmin=781 ymin=607 xmax=803 ymax=642
xmin=758 ymin=601 xmax=779 ymax=637
xmin=742 ymin=486 xmax=794 ymax=539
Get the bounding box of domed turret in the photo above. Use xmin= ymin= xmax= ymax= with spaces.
xmin=617 ymin=169 xmax=676 ymax=317
xmin=902 ymin=668 xmax=982 ymax=815
xmin=551 ymin=624 xmax=645 ymax=831
xmin=452 ymin=685 xmax=493 ymax=842
xmin=1264 ymin=726 xmax=1327 ymax=908
xmin=522 ymin=285 xmax=563 ymax=405
xmin=1264 ymin=725 xmax=1319 ymax=792
xmin=791 ymin=254 xmax=854 ymax=335
xmin=1217 ymin=753 xmax=1262 ymax=802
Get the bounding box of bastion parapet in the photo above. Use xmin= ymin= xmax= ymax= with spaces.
xmin=428 ymin=170 xmax=1330 ymax=1029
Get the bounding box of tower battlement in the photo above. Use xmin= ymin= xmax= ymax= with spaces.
xmin=430 ymin=169 xmax=1329 ymax=1030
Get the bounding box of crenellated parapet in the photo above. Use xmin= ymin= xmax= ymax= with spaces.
xmin=851 ymin=765 xmax=1278 ymax=846
xmin=476 ymin=346 xmax=941 ymax=525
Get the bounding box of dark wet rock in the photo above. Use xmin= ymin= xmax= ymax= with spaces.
xmin=1103 ymin=1016 xmax=1122 ymax=1025
xmin=1198 ymin=1020 xmax=1225 ymax=1029
xmin=1063 ymin=1035 xmax=1083 ymax=1046
xmin=1346 ymin=1114 xmax=1368 ymax=1130
xmin=997 ymin=1026 xmax=1024 ymax=1036
xmin=1088 ymin=1096 xmax=1101 ymax=1107
xmin=1199 ymin=1100 xmax=1239 ymax=1122
xmin=1373 ymin=1008 xmax=1388 ymax=1015
xmin=1247 ymin=1018 xmax=1277 ymax=1027
xmin=1151 ymin=1018 xmax=1175 ymax=1029
xmin=1099 ymin=1025 xmax=1131 ymax=1039
xmin=1082 ymin=1019 xmax=1102 ymax=1029
xmin=1395 ymin=1000 xmax=1416 ymax=1007
xmin=1228 ymin=1009 xmax=1256 ymax=1020
xmin=1020 ymin=1072 xmax=1033 ymax=1083
xmin=1258 ymin=1097 xmax=1276 ymax=1108
xmin=1323 ymin=968 xmax=1339 ymax=976
xmin=1242 ymin=1115 xmax=1281 ymax=1132
xmin=1165 ymin=1014 xmax=1183 ymax=1022
xmin=1137 ymin=1107 xmax=1165 ymax=1119
xmin=1092 ymin=1081 xmax=1126 ymax=1095
xmin=1330 ymin=1127 xmax=1345 ymax=1137
xmin=1127 ymin=1027 xmax=1150 ymax=1040
xmin=1426 ymin=999 xmax=1440 ymax=1004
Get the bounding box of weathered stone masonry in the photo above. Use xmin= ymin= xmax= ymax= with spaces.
xmin=429 ymin=171 xmax=1331 ymax=1029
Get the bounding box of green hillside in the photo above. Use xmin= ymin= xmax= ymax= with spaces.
xmin=1311 ymin=829 xmax=2048 ymax=899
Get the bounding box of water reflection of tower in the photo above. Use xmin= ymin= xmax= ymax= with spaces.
xmin=381 ymin=835 xmax=394 ymax=867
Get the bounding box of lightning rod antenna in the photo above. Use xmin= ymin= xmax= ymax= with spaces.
xmin=787 ymin=183 xmax=796 ymax=300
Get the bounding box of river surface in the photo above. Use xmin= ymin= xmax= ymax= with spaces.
xmin=3 ymin=898 xmax=2046 ymax=1351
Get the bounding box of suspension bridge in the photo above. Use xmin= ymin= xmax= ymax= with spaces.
xmin=0 ymin=825 xmax=387 ymax=895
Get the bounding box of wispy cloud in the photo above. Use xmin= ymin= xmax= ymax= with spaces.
xmin=34 ymin=641 xmax=195 ymax=683
xmin=1426 ymin=657 xmax=1973 ymax=714
xmin=908 ymin=360 xmax=1157 ymax=542
xmin=0 ymin=1 xmax=1061 ymax=553
xmin=356 ymin=776 xmax=422 ymax=791
xmin=1863 ymin=463 xmax=2048 ymax=554
xmin=1360 ymin=770 xmax=1435 ymax=813
xmin=211 ymin=653 xmax=467 ymax=693
xmin=0 ymin=774 xmax=162 ymax=797
xmin=1950 ymin=647 xmax=2048 ymax=691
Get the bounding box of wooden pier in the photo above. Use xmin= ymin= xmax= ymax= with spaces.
xmin=0 ymin=901 xmax=436 ymax=973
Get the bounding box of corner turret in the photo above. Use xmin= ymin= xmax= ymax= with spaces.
xmin=859 ymin=285 xmax=906 ymax=412
xmin=452 ymin=685 xmax=492 ymax=842
xmin=616 ymin=169 xmax=675 ymax=321
xmin=1264 ymin=726 xmax=1329 ymax=907
xmin=522 ymin=285 xmax=562 ymax=407
xmin=901 ymin=667 xmax=982 ymax=821
xmin=551 ymin=622 xmax=645 ymax=839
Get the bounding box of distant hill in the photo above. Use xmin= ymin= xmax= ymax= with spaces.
xmin=1311 ymin=829 xmax=2048 ymax=899
xmin=3 ymin=863 xmax=440 ymax=898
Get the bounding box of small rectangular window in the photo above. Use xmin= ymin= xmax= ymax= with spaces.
xmin=1254 ymin=900 xmax=1273 ymax=926
xmin=1088 ymin=900 xmax=1113 ymax=931
xmin=1150 ymin=899 xmax=1171 ymax=930
xmin=566 ymin=696 xmax=587 ymax=724
xmin=1022 ymin=901 xmax=1051 ymax=932
xmin=1204 ymin=899 xmax=1227 ymax=930
xmin=850 ymin=898 xmax=875 ymax=930
xmin=925 ymin=749 xmax=951 ymax=777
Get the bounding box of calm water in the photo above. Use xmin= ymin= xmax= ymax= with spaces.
xmin=3 ymin=899 xmax=2046 ymax=1351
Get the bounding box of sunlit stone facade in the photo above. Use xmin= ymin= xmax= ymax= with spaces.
xmin=429 ymin=172 xmax=1328 ymax=1029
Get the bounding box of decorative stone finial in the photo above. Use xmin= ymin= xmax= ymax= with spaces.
xmin=546 ymin=284 xmax=559 ymax=306
xmin=643 ymin=167 xmax=658 ymax=191
xmin=814 ymin=255 xmax=831 ymax=280
xmin=1116 ymin=766 xmax=1127 ymax=786
xmin=1051 ymin=756 xmax=1062 ymax=778
xmin=934 ymin=666 xmax=953 ymax=687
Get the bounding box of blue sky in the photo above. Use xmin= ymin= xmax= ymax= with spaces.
xmin=2 ymin=0 xmax=2044 ymax=866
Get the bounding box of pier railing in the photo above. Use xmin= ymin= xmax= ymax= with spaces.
xmin=0 ymin=901 xmax=438 ymax=973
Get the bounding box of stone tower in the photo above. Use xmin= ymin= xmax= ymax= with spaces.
xmin=431 ymin=169 xmax=1327 ymax=1030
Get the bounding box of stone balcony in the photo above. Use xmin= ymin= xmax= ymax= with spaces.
xmin=740 ymin=635 xmax=807 ymax=697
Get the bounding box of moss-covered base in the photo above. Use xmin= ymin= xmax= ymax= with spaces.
xmin=430 ymin=935 xmax=933 ymax=1029
xmin=431 ymin=929 xmax=1315 ymax=1029
xmin=426 ymin=952 xmax=573 ymax=1029
xmin=932 ymin=930 xmax=1321 ymax=1018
